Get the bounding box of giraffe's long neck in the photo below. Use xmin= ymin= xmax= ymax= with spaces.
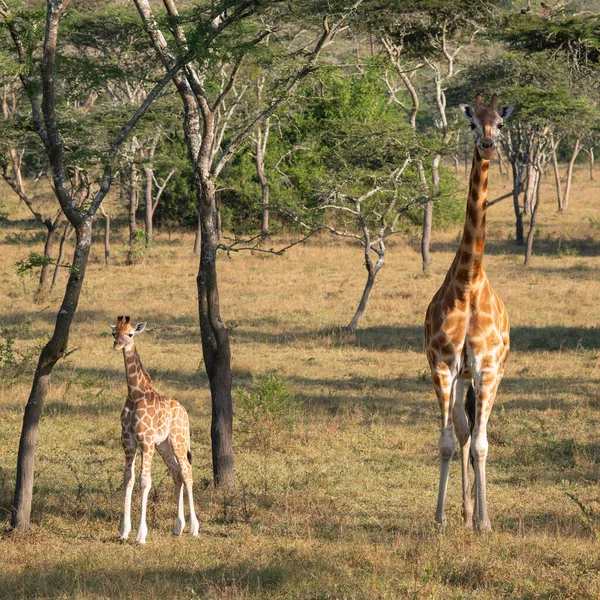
xmin=123 ymin=345 xmax=153 ymax=402
xmin=453 ymin=147 xmax=490 ymax=286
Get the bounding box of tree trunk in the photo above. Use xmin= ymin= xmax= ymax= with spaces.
xmin=551 ymin=144 xmax=564 ymax=211
xmin=344 ymin=267 xmax=377 ymax=334
xmin=256 ymin=146 xmax=269 ymax=236
xmin=50 ymin=222 xmax=71 ymax=291
xmin=103 ymin=210 xmax=110 ymax=267
xmin=524 ymin=171 xmax=541 ymax=266
xmin=523 ymin=161 xmax=535 ymax=216
xmin=39 ymin=222 xmax=60 ymax=291
xmin=510 ymin=161 xmax=525 ymax=245
xmin=561 ymin=138 xmax=580 ymax=213
xmin=193 ymin=207 xmax=201 ymax=254
xmin=127 ymin=162 xmax=139 ymax=263
xmin=144 ymin=166 xmax=154 ymax=244
xmin=419 ymin=157 xmax=436 ymax=272
xmin=197 ymin=178 xmax=235 ymax=488
xmin=215 ymin=189 xmax=222 ymax=241
xmin=589 ymin=147 xmax=594 ymax=181
xmin=12 ymin=219 xmax=93 ymax=531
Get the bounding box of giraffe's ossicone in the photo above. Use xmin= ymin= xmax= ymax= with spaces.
xmin=111 ymin=316 xmax=199 ymax=544
xmin=424 ymin=95 xmax=514 ymax=532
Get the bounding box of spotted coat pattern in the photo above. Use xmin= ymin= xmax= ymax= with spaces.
xmin=113 ymin=316 xmax=199 ymax=543
xmin=423 ymin=96 xmax=511 ymax=533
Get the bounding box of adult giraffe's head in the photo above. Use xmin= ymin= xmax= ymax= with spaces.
xmin=459 ymin=94 xmax=515 ymax=160
xmin=110 ymin=316 xmax=146 ymax=351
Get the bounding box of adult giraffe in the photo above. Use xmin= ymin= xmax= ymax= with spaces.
xmin=111 ymin=316 xmax=199 ymax=544
xmin=424 ymin=94 xmax=514 ymax=531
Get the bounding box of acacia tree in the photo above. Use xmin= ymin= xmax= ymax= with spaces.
xmin=2 ymin=0 xmax=178 ymax=532
xmin=132 ymin=0 xmax=363 ymax=486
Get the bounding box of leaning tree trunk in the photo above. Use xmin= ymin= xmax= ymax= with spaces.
xmin=551 ymin=143 xmax=564 ymax=211
xmin=12 ymin=219 xmax=93 ymax=531
xmin=344 ymin=257 xmax=382 ymax=334
xmin=589 ymin=147 xmax=595 ymax=181
xmin=197 ymin=178 xmax=235 ymax=488
xmin=524 ymin=171 xmax=541 ymax=266
xmin=560 ymin=138 xmax=580 ymax=213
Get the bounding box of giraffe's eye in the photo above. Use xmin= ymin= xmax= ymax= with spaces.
xmin=470 ymin=123 xmax=476 ymax=130
xmin=128 ymin=333 xmax=134 ymax=338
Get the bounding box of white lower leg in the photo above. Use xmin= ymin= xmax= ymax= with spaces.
xmin=460 ymin=439 xmax=473 ymax=528
xmin=120 ymin=463 xmax=135 ymax=540
xmin=173 ymin=482 xmax=185 ymax=536
xmin=186 ymin=481 xmax=199 ymax=536
xmin=471 ymin=430 xmax=491 ymax=531
xmin=136 ymin=476 xmax=151 ymax=544
xmin=435 ymin=427 xmax=455 ymax=526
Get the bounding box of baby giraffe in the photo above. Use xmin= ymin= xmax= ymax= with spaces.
xmin=111 ymin=316 xmax=199 ymax=544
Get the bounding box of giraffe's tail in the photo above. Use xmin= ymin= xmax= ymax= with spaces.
xmin=466 ymin=382 xmax=476 ymax=469
xmin=187 ymin=450 xmax=192 ymax=464
xmin=465 ymin=382 xmax=476 ymax=435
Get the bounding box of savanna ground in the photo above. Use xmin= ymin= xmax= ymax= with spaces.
xmin=1 ymin=164 xmax=600 ymax=599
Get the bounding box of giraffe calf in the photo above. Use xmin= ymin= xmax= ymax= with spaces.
xmin=111 ymin=316 xmax=199 ymax=544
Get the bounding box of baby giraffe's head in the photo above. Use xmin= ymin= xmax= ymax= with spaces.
xmin=110 ymin=316 xmax=146 ymax=351
xmin=459 ymin=94 xmax=515 ymax=160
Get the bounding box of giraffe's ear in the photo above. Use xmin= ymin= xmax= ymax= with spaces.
xmin=134 ymin=322 xmax=146 ymax=334
xmin=498 ymin=104 xmax=515 ymax=120
xmin=459 ymin=104 xmax=473 ymax=120
xmin=110 ymin=324 xmax=117 ymax=333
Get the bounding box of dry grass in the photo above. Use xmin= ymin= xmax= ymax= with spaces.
xmin=1 ymin=165 xmax=600 ymax=599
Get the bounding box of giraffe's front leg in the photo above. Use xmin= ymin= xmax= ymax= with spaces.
xmin=120 ymin=435 xmax=137 ymax=541
xmin=433 ymin=367 xmax=457 ymax=528
xmin=136 ymin=441 xmax=155 ymax=544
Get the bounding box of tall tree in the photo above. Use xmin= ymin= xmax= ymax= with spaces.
xmin=2 ymin=0 xmax=176 ymax=532
xmin=133 ymin=0 xmax=363 ymax=486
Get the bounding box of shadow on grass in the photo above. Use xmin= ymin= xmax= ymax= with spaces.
xmin=0 ymin=556 xmax=327 ymax=599
xmin=430 ymin=236 xmax=600 ymax=257
xmin=229 ymin=322 xmax=600 ymax=353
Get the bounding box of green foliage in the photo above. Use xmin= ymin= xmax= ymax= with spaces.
xmin=448 ymin=52 xmax=598 ymax=135
xmin=0 ymin=326 xmax=46 ymax=384
xmin=127 ymin=229 xmax=151 ymax=264
xmin=15 ymin=252 xmax=55 ymax=278
xmin=236 ymin=373 xmax=301 ymax=426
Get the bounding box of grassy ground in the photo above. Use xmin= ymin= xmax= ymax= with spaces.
xmin=1 ymin=165 xmax=600 ymax=599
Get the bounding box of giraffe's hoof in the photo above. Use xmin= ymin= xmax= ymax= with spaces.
xmin=172 ymin=519 xmax=185 ymax=536
xmin=189 ymin=520 xmax=199 ymax=537
xmin=474 ymin=519 xmax=492 ymax=534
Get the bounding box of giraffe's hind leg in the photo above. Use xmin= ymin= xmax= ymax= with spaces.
xmin=452 ymin=378 xmax=473 ymax=529
xmin=171 ymin=437 xmax=199 ymax=537
xmin=156 ymin=440 xmax=185 ymax=536
xmin=433 ymin=366 xmax=458 ymax=527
